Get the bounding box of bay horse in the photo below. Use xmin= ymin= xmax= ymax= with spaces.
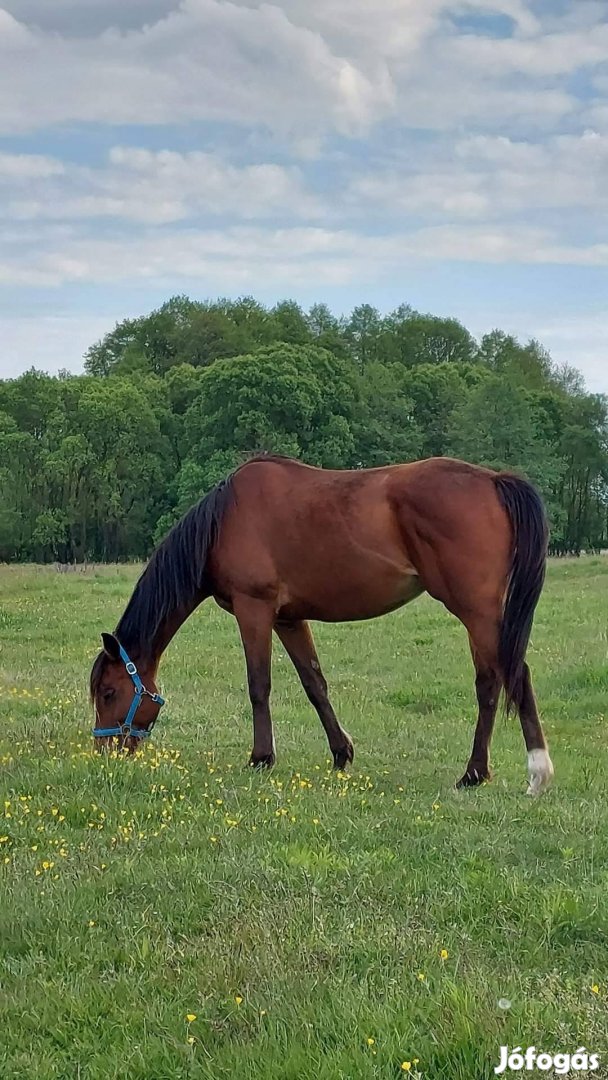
xmin=90 ymin=455 xmax=553 ymax=794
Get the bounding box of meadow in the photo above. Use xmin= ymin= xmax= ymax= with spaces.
xmin=0 ymin=558 xmax=607 ymax=1079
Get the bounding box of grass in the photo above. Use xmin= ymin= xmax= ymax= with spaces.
xmin=0 ymin=558 xmax=607 ymax=1079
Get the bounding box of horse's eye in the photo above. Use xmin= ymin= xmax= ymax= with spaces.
xmin=102 ymin=689 xmax=115 ymax=703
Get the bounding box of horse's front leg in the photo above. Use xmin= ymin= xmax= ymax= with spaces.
xmin=275 ymin=619 xmax=354 ymax=770
xmin=233 ymin=596 xmax=276 ymax=767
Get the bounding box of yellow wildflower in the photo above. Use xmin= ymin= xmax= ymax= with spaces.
xmin=186 ymin=1013 xmax=197 ymax=1023
xmin=440 ymin=949 xmax=449 ymax=960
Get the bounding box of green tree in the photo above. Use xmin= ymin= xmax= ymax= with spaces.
xmin=2 ymin=297 xmax=607 ymax=562
xmin=352 ymin=363 xmax=422 ymax=466
xmin=477 ymin=331 xmax=554 ymax=390
xmin=345 ymin=304 xmax=383 ymax=368
xmin=447 ymin=375 xmax=563 ymax=495
xmin=402 ymin=363 xmax=479 ymax=457
xmin=381 ymin=310 xmax=476 ymax=367
xmin=270 ymin=301 xmax=312 ymax=345
xmin=184 ymin=343 xmax=356 ymax=469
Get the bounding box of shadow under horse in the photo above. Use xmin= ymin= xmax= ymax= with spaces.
xmin=90 ymin=454 xmax=553 ymax=795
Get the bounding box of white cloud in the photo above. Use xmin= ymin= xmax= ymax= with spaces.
xmin=451 ymin=23 xmax=608 ymax=77
xmin=1 ymin=221 xmax=606 ymax=295
xmin=1 ymin=0 xmax=178 ymax=36
xmin=348 ymin=129 xmax=608 ymax=222
xmin=0 ymin=1 xmax=394 ymax=138
xmin=0 ymin=146 xmax=320 ymax=225
xmin=5 ymin=123 xmax=608 ymax=238
xmin=0 ymin=153 xmax=64 ymax=179
xmin=402 ymin=224 xmax=608 ymax=265
xmin=1 ymin=0 xmax=608 ymax=385
xmin=276 ymin=0 xmax=538 ymax=59
xmin=0 ymin=0 xmax=597 ymax=140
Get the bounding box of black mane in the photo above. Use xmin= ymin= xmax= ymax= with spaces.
xmin=118 ymin=476 xmax=236 ymax=651
xmin=90 ymin=477 xmax=235 ymax=698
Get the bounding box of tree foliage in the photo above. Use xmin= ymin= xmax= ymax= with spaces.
xmin=2 ymin=297 xmax=606 ymax=561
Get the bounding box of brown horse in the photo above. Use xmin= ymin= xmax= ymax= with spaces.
xmin=90 ymin=454 xmax=553 ymax=794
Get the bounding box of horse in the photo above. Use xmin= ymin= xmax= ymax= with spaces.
xmin=90 ymin=454 xmax=553 ymax=795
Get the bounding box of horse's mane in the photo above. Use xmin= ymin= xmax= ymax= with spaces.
xmin=90 ymin=477 xmax=235 ymax=698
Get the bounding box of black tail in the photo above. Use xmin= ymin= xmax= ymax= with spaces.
xmin=494 ymin=473 xmax=548 ymax=712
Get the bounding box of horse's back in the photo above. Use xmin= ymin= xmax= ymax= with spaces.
xmin=213 ymin=456 xmax=424 ymax=621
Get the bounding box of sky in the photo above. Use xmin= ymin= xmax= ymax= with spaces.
xmin=0 ymin=0 xmax=607 ymax=390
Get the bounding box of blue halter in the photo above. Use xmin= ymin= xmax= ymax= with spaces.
xmin=92 ymin=644 xmax=165 ymax=740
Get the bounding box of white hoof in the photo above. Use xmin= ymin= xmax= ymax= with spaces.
xmin=527 ymin=748 xmax=554 ymax=796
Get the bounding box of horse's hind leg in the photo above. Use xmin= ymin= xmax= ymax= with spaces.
xmin=456 ymin=630 xmax=501 ymax=788
xmin=275 ymin=620 xmax=354 ymax=770
xmin=454 ymin=612 xmax=502 ymax=789
xmin=518 ymin=663 xmax=553 ymax=796
xmin=456 ymin=614 xmax=552 ymax=794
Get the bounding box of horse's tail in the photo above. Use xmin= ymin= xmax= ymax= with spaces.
xmin=494 ymin=473 xmax=548 ymax=712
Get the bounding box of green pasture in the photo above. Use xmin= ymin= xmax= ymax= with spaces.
xmin=0 ymin=559 xmax=607 ymax=1078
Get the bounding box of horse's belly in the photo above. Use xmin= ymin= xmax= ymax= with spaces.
xmin=278 ymin=570 xmax=424 ymax=623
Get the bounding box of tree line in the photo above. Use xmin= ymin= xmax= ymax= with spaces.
xmin=2 ymin=296 xmax=607 ymax=562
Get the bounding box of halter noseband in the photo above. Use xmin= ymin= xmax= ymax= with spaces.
xmin=92 ymin=644 xmax=165 ymax=740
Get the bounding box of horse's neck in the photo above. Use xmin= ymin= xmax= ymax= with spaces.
xmin=122 ymin=598 xmax=202 ymax=671
xmin=154 ymin=606 xmax=193 ymax=654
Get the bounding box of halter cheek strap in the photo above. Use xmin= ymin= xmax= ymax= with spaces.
xmin=92 ymin=644 xmax=165 ymax=740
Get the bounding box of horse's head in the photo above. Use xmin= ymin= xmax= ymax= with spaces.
xmin=90 ymin=633 xmax=164 ymax=752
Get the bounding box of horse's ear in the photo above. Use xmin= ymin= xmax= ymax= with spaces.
xmin=101 ymin=632 xmax=121 ymax=661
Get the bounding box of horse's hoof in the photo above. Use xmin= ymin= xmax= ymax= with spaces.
xmin=456 ymin=767 xmax=490 ymax=789
xmin=333 ymin=738 xmax=354 ymax=771
xmin=526 ymin=749 xmax=554 ymax=795
xmin=248 ymin=752 xmax=276 ymax=769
